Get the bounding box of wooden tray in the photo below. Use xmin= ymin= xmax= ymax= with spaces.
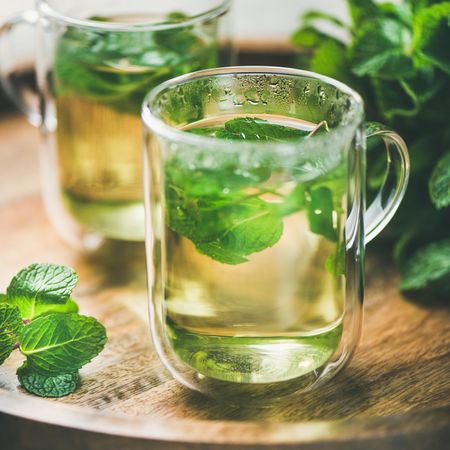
xmin=0 ymin=116 xmax=449 ymax=450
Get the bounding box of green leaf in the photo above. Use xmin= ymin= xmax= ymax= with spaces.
xmin=307 ymin=187 xmax=337 ymax=242
xmin=0 ymin=293 xmax=6 ymax=302
xmin=309 ymin=38 xmax=351 ymax=84
xmin=170 ymin=193 xmax=284 ymax=265
xmin=291 ymin=26 xmax=331 ymax=49
xmin=0 ymin=304 xmax=23 ymax=364
xmin=222 ymin=117 xmax=309 ymax=142
xmin=17 ymin=363 xmax=79 ymax=398
xmin=350 ymin=18 xmax=414 ymax=79
xmin=429 ymin=151 xmax=450 ymax=209
xmin=33 ymin=298 xmax=79 ymax=319
xmin=348 ymin=0 xmax=379 ymax=26
xmin=401 ymin=239 xmax=450 ymax=290
xmin=20 ymin=313 xmax=107 ymax=375
xmin=413 ymin=3 xmax=450 ymax=74
xmin=7 ymin=263 xmax=78 ymax=320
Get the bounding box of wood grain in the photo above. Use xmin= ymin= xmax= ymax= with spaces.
xmin=0 ymin=115 xmax=449 ymax=449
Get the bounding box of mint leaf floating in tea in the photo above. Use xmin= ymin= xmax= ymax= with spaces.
xmin=306 ymin=187 xmax=337 ymax=242
xmin=0 ymin=263 xmax=107 ymax=397
xmin=220 ymin=117 xmax=310 ymax=141
xmin=0 ymin=304 xmax=23 ymax=364
xmin=165 ymin=116 xmax=339 ymax=265
xmin=17 ymin=363 xmax=79 ymax=398
xmin=54 ymin=12 xmax=219 ymax=115
xmin=7 ymin=263 xmax=78 ymax=320
xmin=20 ymin=313 xmax=107 ymax=376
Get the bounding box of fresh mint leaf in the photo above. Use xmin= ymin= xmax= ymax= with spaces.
xmin=0 ymin=304 xmax=23 ymax=364
xmin=401 ymin=239 xmax=450 ymax=290
xmin=307 ymin=187 xmax=337 ymax=242
xmin=17 ymin=363 xmax=79 ymax=398
xmin=429 ymin=151 xmax=450 ymax=209
xmin=413 ymin=3 xmax=450 ymax=74
xmin=222 ymin=117 xmax=309 ymax=142
xmin=33 ymin=298 xmax=79 ymax=318
xmin=7 ymin=263 xmax=78 ymax=320
xmin=20 ymin=313 xmax=107 ymax=375
xmin=348 ymin=0 xmax=379 ymax=26
xmin=0 ymin=293 xmax=6 ymax=302
xmin=291 ymin=26 xmax=333 ymax=49
xmin=169 ymin=192 xmax=284 ymax=265
xmin=350 ymin=18 xmax=414 ymax=78
xmin=309 ymin=39 xmax=350 ymax=84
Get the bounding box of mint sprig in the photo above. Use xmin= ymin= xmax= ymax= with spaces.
xmin=7 ymin=263 xmax=78 ymax=320
xmin=0 ymin=263 xmax=107 ymax=398
xmin=291 ymin=0 xmax=450 ymax=296
xmin=167 ymin=117 xmax=344 ymax=269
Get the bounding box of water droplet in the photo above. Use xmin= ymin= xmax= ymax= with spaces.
xmin=317 ymin=86 xmax=326 ymax=105
xmin=269 ymin=76 xmax=279 ymax=88
xmin=234 ymin=94 xmax=246 ymax=106
xmin=244 ymin=89 xmax=260 ymax=105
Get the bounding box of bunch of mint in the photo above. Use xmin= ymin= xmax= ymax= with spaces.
xmin=0 ymin=263 xmax=107 ymax=397
xmin=291 ymin=0 xmax=450 ymax=296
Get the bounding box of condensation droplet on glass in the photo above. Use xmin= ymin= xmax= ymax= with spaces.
xmin=234 ymin=94 xmax=246 ymax=106
xmin=317 ymin=85 xmax=326 ymax=105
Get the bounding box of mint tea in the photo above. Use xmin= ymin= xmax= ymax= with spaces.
xmin=149 ymin=114 xmax=346 ymax=392
xmin=53 ymin=13 xmax=222 ymax=240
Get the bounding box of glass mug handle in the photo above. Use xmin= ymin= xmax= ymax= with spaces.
xmin=364 ymin=122 xmax=410 ymax=244
xmin=0 ymin=10 xmax=41 ymax=127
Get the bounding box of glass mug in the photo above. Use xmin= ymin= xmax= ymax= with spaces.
xmin=142 ymin=67 xmax=409 ymax=405
xmin=0 ymin=0 xmax=232 ymax=249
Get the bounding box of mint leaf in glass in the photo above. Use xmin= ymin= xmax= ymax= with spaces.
xmin=222 ymin=117 xmax=310 ymax=141
xmin=20 ymin=313 xmax=107 ymax=375
xmin=17 ymin=363 xmax=79 ymax=398
xmin=166 ymin=116 xmax=340 ymax=264
xmin=0 ymin=304 xmax=23 ymax=364
xmin=307 ymin=187 xmax=337 ymax=242
xmin=6 ymin=263 xmax=78 ymax=320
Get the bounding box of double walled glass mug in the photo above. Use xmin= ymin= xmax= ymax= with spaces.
xmin=0 ymin=0 xmax=232 ymax=249
xmin=144 ymin=66 xmax=410 ymax=405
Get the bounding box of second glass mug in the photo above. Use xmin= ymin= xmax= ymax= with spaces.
xmin=0 ymin=0 xmax=232 ymax=249
xmin=142 ymin=67 xmax=409 ymax=405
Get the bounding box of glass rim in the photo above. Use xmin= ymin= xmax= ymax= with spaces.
xmin=37 ymin=0 xmax=232 ymax=31
xmin=142 ymin=66 xmax=364 ymax=150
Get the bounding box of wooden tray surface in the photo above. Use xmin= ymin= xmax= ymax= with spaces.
xmin=0 ymin=115 xmax=449 ymax=450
